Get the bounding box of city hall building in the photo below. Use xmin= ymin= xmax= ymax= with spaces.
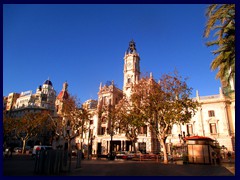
xmin=82 ymin=40 xmax=235 ymax=156
xmin=3 ymin=40 xmax=235 ymax=156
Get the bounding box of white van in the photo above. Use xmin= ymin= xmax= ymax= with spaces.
xmin=32 ymin=145 xmax=52 ymax=157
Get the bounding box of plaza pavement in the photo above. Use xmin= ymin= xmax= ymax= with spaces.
xmin=3 ymin=154 xmax=235 ymax=176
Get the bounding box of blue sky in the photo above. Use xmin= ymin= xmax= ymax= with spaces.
xmin=3 ymin=4 xmax=221 ymax=103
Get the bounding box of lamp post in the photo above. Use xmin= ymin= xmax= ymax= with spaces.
xmin=109 ymin=123 xmax=115 ymax=160
xmin=87 ymin=124 xmax=95 ymax=160
xmin=90 ymin=135 xmax=95 ymax=157
xmin=107 ymin=104 xmax=115 ymax=160
xmin=169 ymin=138 xmax=172 ymax=156
xmin=65 ymin=119 xmax=72 ymax=172
xmin=87 ymin=122 xmax=91 ymax=160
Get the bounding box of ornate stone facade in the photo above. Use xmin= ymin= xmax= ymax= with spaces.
xmin=87 ymin=40 xmax=235 ymax=155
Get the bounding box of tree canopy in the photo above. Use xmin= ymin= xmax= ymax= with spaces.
xmin=204 ymin=4 xmax=235 ymax=93
xmin=130 ymin=72 xmax=199 ymax=163
xmin=3 ymin=110 xmax=50 ymax=154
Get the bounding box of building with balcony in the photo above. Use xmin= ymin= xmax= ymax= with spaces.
xmin=86 ymin=40 xmax=235 ymax=156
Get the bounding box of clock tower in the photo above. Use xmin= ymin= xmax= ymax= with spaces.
xmin=123 ymin=40 xmax=140 ymax=98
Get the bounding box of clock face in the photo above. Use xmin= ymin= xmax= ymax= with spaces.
xmin=127 ymin=62 xmax=132 ymax=69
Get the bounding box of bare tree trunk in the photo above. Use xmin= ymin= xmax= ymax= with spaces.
xmin=133 ymin=140 xmax=136 ymax=152
xmin=22 ymin=139 xmax=26 ymax=154
xmin=160 ymin=138 xmax=168 ymax=164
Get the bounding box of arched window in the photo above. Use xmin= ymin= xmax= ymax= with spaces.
xmin=209 ymin=123 xmax=217 ymax=134
xmin=127 ymin=78 xmax=131 ymax=83
xmin=208 ymin=119 xmax=218 ymax=134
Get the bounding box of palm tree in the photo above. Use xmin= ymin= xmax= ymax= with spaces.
xmin=204 ymin=4 xmax=235 ymax=94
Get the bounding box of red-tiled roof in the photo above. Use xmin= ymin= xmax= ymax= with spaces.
xmin=57 ymin=91 xmax=69 ymax=100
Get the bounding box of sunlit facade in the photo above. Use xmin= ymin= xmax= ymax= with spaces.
xmin=84 ymin=40 xmax=235 ymax=156
xmin=3 ymin=41 xmax=235 ymax=156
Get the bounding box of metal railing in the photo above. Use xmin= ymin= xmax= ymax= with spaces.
xmin=34 ymin=149 xmax=82 ymax=175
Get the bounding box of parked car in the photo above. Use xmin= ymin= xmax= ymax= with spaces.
xmin=24 ymin=146 xmax=33 ymax=154
xmin=3 ymin=147 xmax=10 ymax=157
xmin=107 ymin=151 xmax=116 ymax=160
xmin=32 ymin=145 xmax=52 ymax=158
xmin=134 ymin=151 xmax=142 ymax=158
xmin=145 ymin=152 xmax=157 ymax=159
xmin=72 ymin=149 xmax=77 ymax=157
xmin=14 ymin=147 xmax=22 ymax=154
xmin=168 ymin=154 xmax=173 ymax=161
xmin=115 ymin=151 xmax=129 ymax=159
xmin=126 ymin=151 xmax=135 ymax=159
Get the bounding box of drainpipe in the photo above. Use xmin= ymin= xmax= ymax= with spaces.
xmin=200 ymin=107 xmax=205 ymax=136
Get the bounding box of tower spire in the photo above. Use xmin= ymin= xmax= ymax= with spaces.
xmin=126 ymin=39 xmax=137 ymax=54
xmin=63 ymin=81 xmax=68 ymax=91
xmin=123 ymin=40 xmax=140 ymax=99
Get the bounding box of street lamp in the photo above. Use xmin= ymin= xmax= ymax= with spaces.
xmin=106 ymin=104 xmax=115 ymax=160
xmin=65 ymin=119 xmax=72 ymax=172
xmin=90 ymin=135 xmax=95 ymax=157
xmin=87 ymin=125 xmax=95 ymax=160
xmin=169 ymin=138 xmax=172 ymax=156
xmin=109 ymin=123 xmax=115 ymax=160
xmin=87 ymin=122 xmax=91 ymax=160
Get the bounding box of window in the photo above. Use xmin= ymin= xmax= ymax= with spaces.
xmin=103 ymin=96 xmax=107 ymax=105
xmin=127 ymin=78 xmax=131 ymax=83
xmin=208 ymin=110 xmax=215 ymax=117
xmin=139 ymin=125 xmax=147 ymax=134
xmin=167 ymin=127 xmax=172 ymax=134
xmin=102 ymin=117 xmax=106 ymax=123
xmin=138 ymin=142 xmax=146 ymax=153
xmin=210 ymin=123 xmax=217 ymax=134
xmin=187 ymin=124 xmax=193 ymax=135
xmin=100 ymin=127 xmax=106 ymax=135
xmin=119 ymin=127 xmax=123 ymax=134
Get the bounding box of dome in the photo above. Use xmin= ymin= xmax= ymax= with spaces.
xmin=44 ymin=79 xmax=53 ymax=86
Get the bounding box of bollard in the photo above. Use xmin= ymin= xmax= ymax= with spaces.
xmin=54 ymin=150 xmax=61 ymax=174
xmin=34 ymin=150 xmax=44 ymax=174
xmin=34 ymin=151 xmax=40 ymax=173
xmin=33 ymin=149 xmax=71 ymax=175
xmin=49 ymin=150 xmax=56 ymax=174
xmin=59 ymin=150 xmax=64 ymax=172
xmin=44 ymin=150 xmax=51 ymax=174
xmin=62 ymin=150 xmax=69 ymax=172
xmin=68 ymin=150 xmax=72 ymax=172
xmin=76 ymin=150 xmax=82 ymax=168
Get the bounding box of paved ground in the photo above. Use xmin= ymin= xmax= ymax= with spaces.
xmin=3 ymin=155 xmax=235 ymax=176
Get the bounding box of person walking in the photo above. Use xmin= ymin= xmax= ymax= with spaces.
xmin=9 ymin=144 xmax=14 ymax=158
xmin=227 ymin=151 xmax=231 ymax=162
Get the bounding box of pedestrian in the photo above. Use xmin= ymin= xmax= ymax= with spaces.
xmin=9 ymin=145 xmax=14 ymax=158
xmin=227 ymin=151 xmax=231 ymax=162
xmin=211 ymin=152 xmax=214 ymax=164
xmin=82 ymin=152 xmax=85 ymax=160
xmin=216 ymin=153 xmax=220 ymax=164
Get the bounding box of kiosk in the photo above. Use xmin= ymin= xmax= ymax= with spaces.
xmin=184 ymin=136 xmax=218 ymax=164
